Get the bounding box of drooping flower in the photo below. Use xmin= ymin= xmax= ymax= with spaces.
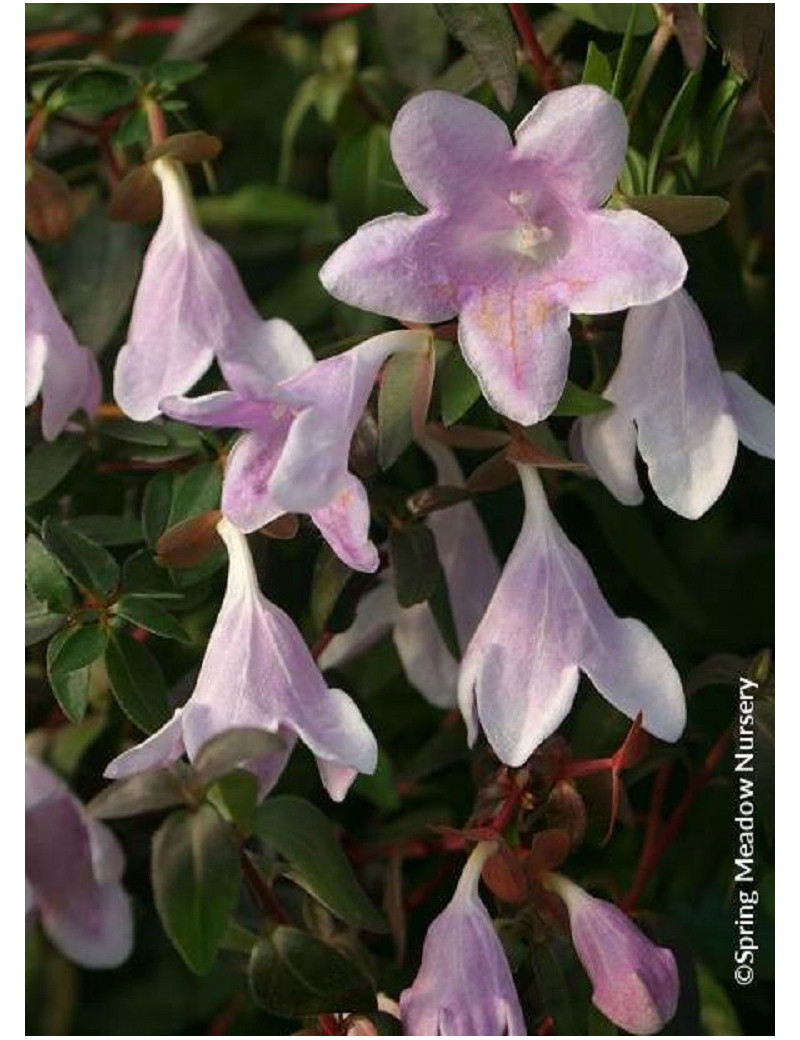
xmin=320 ymin=86 xmax=687 ymax=426
xmin=162 ymin=329 xmax=428 ymax=572
xmin=26 ymin=241 xmax=101 ymax=440
xmin=105 ymin=517 xmax=377 ymax=801
xmin=26 ymin=756 xmax=133 ymax=969
xmin=458 ymin=464 xmax=685 ymax=767
xmin=113 ymin=158 xmax=312 ymax=421
xmin=400 ymin=841 xmax=526 ymax=1036
xmin=319 ymin=441 xmax=499 ymax=707
xmin=543 ymin=872 xmax=679 ymax=1035
xmin=574 ymin=289 xmax=775 ymax=519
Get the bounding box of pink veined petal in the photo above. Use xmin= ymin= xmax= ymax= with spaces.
xmin=513 ymin=84 xmax=629 ymax=208
xmin=318 ymin=580 xmax=400 ymax=671
xmin=315 ymin=755 xmax=359 ymax=804
xmin=551 ymin=209 xmax=687 ymax=315
xmin=42 ymin=873 xmax=134 ymax=970
xmin=393 ymin=605 xmax=459 ymax=709
xmin=221 ymin=420 xmax=293 ymax=534
xmin=86 ymin=818 xmax=126 ymax=884
xmin=161 ymin=390 xmax=269 ymax=431
xmin=217 ymin=317 xmax=315 ymax=399
xmin=577 ymin=408 xmax=644 ymax=507
xmin=390 ymin=90 xmax=513 ymax=210
xmin=310 ymin=473 xmax=379 ymax=573
xmin=104 ymin=709 xmax=186 ymax=779
xmin=26 ymin=333 xmax=46 ymax=406
xmin=113 ymin=160 xmax=264 ymax=420
xmin=723 ymin=371 xmax=775 ymax=459
xmin=458 ymin=283 xmax=572 ymax=425
xmin=270 ymin=330 xmax=426 ymax=514
xmin=319 ymin=212 xmax=460 ymax=324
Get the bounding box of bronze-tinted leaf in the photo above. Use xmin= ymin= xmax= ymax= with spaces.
xmin=25 ymin=160 xmax=75 ymax=241
xmin=146 ymin=130 xmax=223 ymax=164
xmin=107 ymin=163 xmax=163 ymax=223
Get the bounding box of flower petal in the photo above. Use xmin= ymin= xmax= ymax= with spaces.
xmin=318 ymin=580 xmax=400 ymax=671
xmin=310 ymin=473 xmax=380 ymax=573
xmin=514 ymin=84 xmax=628 ymax=207
xmin=394 ymin=605 xmax=460 ymax=709
xmin=390 ymin=90 xmax=512 ymax=210
xmin=161 ymin=390 xmax=269 ymax=430
xmin=319 ymin=213 xmax=459 ymax=323
xmin=217 ymin=317 xmax=315 ymax=399
xmin=458 ymin=283 xmax=571 ymax=424
xmin=26 ymin=333 xmax=46 ymax=407
xmin=553 ymin=209 xmax=687 ymax=315
xmin=724 ymin=371 xmax=775 ymax=459
xmin=222 ymin=422 xmax=293 ymax=533
xmin=577 ymin=408 xmax=644 ymax=507
xmin=104 ymin=709 xmax=186 ymax=779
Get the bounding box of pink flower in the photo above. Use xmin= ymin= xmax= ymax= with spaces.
xmin=575 ymin=289 xmax=775 ymax=518
xmin=320 ymin=86 xmax=686 ymax=425
xmin=544 ymin=873 xmax=679 ymax=1035
xmin=458 ymin=464 xmax=685 ymax=766
xmin=26 ymin=757 xmax=133 ymax=968
xmin=26 ymin=241 xmax=101 ymax=440
xmin=113 ymin=159 xmax=311 ymax=421
xmin=319 ymin=441 xmax=499 ymax=707
xmin=400 ymin=842 xmax=526 ymax=1035
xmin=162 ymin=329 xmax=427 ymax=573
xmin=105 ymin=517 xmax=377 ymax=802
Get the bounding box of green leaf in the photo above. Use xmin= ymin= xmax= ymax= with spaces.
xmin=310 ymin=545 xmax=353 ymax=637
xmin=389 ymin=524 xmax=440 ymax=607
xmin=147 ymin=59 xmax=207 ymax=88
xmin=165 ymin=3 xmax=266 ymax=60
xmin=25 ymin=591 xmax=66 ymax=647
xmin=196 ymin=184 xmax=325 ymax=230
xmin=331 ymin=125 xmax=411 ymax=236
xmin=207 ymin=770 xmax=260 ymax=831
xmin=376 ymin=5 xmax=447 ymax=88
xmin=249 ymin=927 xmax=376 ymax=1017
xmin=152 ymin=805 xmax=242 ymax=975
xmin=530 ymin=935 xmax=592 ymax=1036
xmin=254 ymin=796 xmax=388 ymax=932
xmin=46 ymin=625 xmax=106 ymax=721
xmin=25 ymin=534 xmax=74 ymax=613
xmin=43 ymin=517 xmax=120 ymax=597
xmin=619 ymin=194 xmax=730 ymax=236
xmin=113 ymin=595 xmax=191 ymax=643
xmin=611 ymin=2 xmax=639 ymax=99
xmin=438 ymin=349 xmax=483 ymax=426
xmin=100 ymin=417 xmax=171 ymax=447
xmin=581 ymin=41 xmax=613 ymax=90
xmin=193 ymin=729 xmax=287 ymax=786
xmin=58 ymin=204 xmax=142 ymax=351
xmin=104 ymin=631 xmax=171 ymax=733
xmin=555 ymin=3 xmax=656 ymax=34
xmin=67 ymin=515 xmax=143 ymax=546
xmin=352 ymin=751 xmax=400 ymax=811
xmin=168 ymin=462 xmax=223 ymax=527
xmin=50 ymin=71 xmax=138 ymax=115
xmin=702 ymin=74 xmax=743 ymax=172
xmin=697 ymin=962 xmax=743 ymax=1035
xmin=427 ymin=564 xmax=461 ymax=660
xmin=552 ymin=380 xmax=613 ymax=417
xmin=435 ymin=4 xmax=518 ymax=111
xmin=25 ymin=436 xmax=86 ymax=505
xmin=89 ymin=771 xmax=187 ymax=819
xmin=142 ymin=471 xmax=176 ymax=549
xmin=278 ymin=74 xmax=328 ymax=188
xmin=378 ymin=350 xmax=423 ymax=470
xmin=646 ymin=71 xmax=701 ymax=193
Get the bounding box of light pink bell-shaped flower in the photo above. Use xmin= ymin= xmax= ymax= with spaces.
xmin=320 ymin=86 xmax=687 ymax=426
xmin=575 ymin=289 xmax=775 ymax=519
xmin=105 ymin=517 xmax=377 ymax=802
xmin=26 ymin=241 xmax=101 ymax=440
xmin=458 ymin=464 xmax=685 ymax=767
xmin=26 ymin=757 xmax=133 ymax=969
xmin=319 ymin=441 xmax=499 ymax=707
xmin=162 ymin=329 xmax=428 ymax=573
xmin=400 ymin=841 xmax=526 ymax=1036
xmin=113 ymin=159 xmax=313 ymax=421
xmin=544 ymin=873 xmax=679 ymax=1035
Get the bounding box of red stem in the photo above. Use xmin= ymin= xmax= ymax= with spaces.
xmin=621 ymin=728 xmax=732 ymax=910
xmin=508 ymin=3 xmax=560 ymax=91
xmin=240 ymin=850 xmax=289 ymax=924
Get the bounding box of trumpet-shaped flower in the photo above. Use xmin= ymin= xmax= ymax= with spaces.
xmin=26 ymin=756 xmax=133 ymax=969
xmin=400 ymin=842 xmax=526 ymax=1036
xmin=320 ymin=86 xmax=686 ymax=426
xmin=319 ymin=441 xmax=498 ymax=707
xmin=458 ymin=464 xmax=685 ymax=767
xmin=575 ymin=289 xmax=775 ymax=519
xmin=544 ymin=873 xmax=679 ymax=1035
xmin=26 ymin=241 xmax=101 ymax=440
xmin=114 ymin=159 xmax=312 ymax=421
xmin=105 ymin=517 xmax=377 ymax=801
xmin=162 ymin=329 xmax=427 ymax=572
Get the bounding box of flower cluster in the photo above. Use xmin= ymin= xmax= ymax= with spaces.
xmin=25 ymin=80 xmax=773 ymax=1033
